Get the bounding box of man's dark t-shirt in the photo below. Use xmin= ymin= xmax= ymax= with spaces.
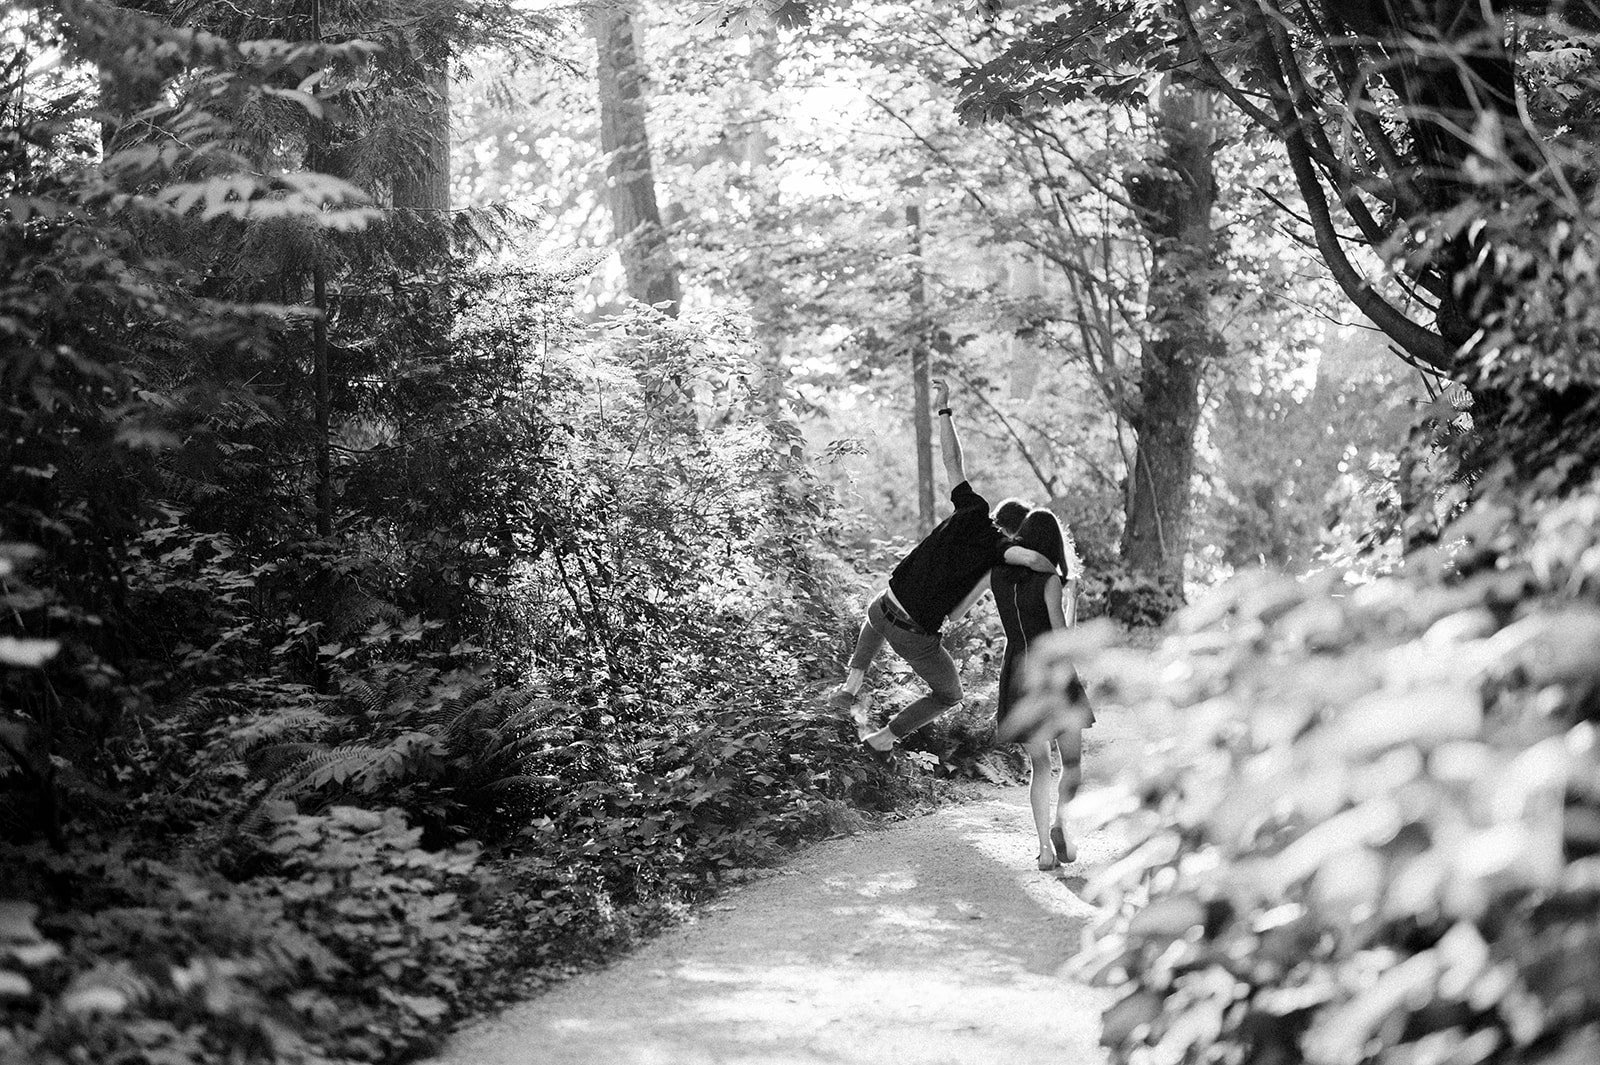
xmin=888 ymin=481 xmax=1009 ymax=633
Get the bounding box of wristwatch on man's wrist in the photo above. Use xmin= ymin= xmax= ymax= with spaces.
xmin=937 ymin=407 xmax=952 ymax=417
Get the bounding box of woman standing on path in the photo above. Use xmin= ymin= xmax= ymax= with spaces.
xmin=983 ymin=509 xmax=1094 ymax=870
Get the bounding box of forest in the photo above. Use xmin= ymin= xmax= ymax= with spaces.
xmin=4 ymin=0 xmax=1600 ymax=1062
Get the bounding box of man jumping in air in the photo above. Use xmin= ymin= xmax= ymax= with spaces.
xmin=829 ymin=379 xmax=1052 ymax=752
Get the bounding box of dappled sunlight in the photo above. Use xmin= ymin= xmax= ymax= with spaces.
xmin=14 ymin=0 xmax=1600 ymax=1059
xmin=941 ymin=803 xmax=1107 ymax=925
xmin=823 ymin=868 xmax=918 ymax=899
xmin=443 ymin=790 xmax=1115 ymax=1065
xmin=519 ymin=958 xmax=1089 ymax=1064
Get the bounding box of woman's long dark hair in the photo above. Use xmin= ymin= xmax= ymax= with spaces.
xmin=1015 ymin=509 xmax=1080 ymax=580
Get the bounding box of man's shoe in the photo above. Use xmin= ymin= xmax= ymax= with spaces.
xmin=861 ymin=726 xmax=896 ymax=754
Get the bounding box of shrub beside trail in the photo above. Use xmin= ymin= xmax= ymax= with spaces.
xmin=1049 ymin=476 xmax=1600 ymax=1065
xmin=0 ymin=313 xmax=927 ymax=1064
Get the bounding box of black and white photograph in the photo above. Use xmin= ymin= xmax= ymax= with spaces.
xmin=5 ymin=1 xmax=1600 ymax=1062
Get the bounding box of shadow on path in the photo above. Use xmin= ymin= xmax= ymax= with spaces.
xmin=435 ymin=788 xmax=1119 ymax=1065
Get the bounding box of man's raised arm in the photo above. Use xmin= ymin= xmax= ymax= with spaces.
xmin=933 ymin=378 xmax=966 ymax=487
xmin=937 ymin=378 xmax=1052 ymax=573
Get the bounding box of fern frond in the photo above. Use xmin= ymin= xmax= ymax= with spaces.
xmin=168 ymin=692 xmax=245 ymax=727
xmin=235 ymin=795 xmax=296 ymax=841
xmin=228 ymin=709 xmax=335 ymax=754
xmin=246 ymin=742 xmax=322 ymax=782
xmin=282 ymin=745 xmax=387 ymax=795
xmin=342 ymin=679 xmax=385 ymax=718
xmin=154 ymin=466 xmax=225 ymax=504
xmin=428 ymin=674 xmax=489 ymax=725
xmin=375 ymin=667 xmax=438 ymax=719
xmin=499 ymin=736 xmax=589 ymax=764
xmin=428 ymin=679 xmax=496 ymax=736
xmin=326 ymin=586 xmax=396 ymax=640
xmin=478 ymin=774 xmax=560 ymax=793
xmin=479 ymin=697 xmax=578 ymax=742
xmin=489 ymin=718 xmax=579 ymax=750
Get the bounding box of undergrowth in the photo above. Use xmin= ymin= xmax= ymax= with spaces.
xmin=1019 ymin=469 xmax=1600 ymax=1065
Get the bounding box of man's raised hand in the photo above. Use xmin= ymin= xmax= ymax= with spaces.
xmin=932 ymin=378 xmax=951 ymax=411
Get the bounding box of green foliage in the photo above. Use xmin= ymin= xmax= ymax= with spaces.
xmin=256 ymin=806 xmax=487 ymax=1058
xmin=1201 ymin=327 xmax=1419 ymax=577
xmin=457 ymin=0 xmax=1426 ymax=613
xmin=1102 ymin=563 xmax=1186 ymax=630
xmin=959 ymin=1 xmax=1600 ymax=483
xmin=0 ymin=804 xmax=485 ymax=1064
xmin=1026 ymin=472 xmax=1600 ymax=1065
xmin=952 ymin=3 xmax=1172 ymax=122
xmin=1446 ymin=186 xmax=1600 ymax=480
xmin=1 ymin=263 xmax=916 ymax=1054
xmin=1 ymin=0 xmax=376 ymax=846
xmin=3 ymin=3 xmax=935 ymax=1062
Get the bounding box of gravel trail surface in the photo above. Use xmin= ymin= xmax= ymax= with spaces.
xmin=430 ymin=772 xmax=1130 ymax=1065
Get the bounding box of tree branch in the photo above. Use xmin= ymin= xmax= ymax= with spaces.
xmin=959 ymin=376 xmax=1058 ymax=498
xmin=1175 ymin=0 xmax=1282 ymax=131
xmin=1248 ymin=5 xmax=1457 ymax=371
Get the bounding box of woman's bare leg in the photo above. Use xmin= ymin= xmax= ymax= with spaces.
xmin=1025 ymin=739 xmax=1055 ymax=869
xmin=1051 ymin=726 xmax=1084 ymax=863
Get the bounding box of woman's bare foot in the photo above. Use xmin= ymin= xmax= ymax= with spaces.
xmin=1050 ymin=824 xmax=1076 ymax=865
xmin=1037 ymin=849 xmax=1059 ymax=871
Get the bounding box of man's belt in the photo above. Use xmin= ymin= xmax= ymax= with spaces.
xmin=881 ymin=595 xmax=931 ymax=636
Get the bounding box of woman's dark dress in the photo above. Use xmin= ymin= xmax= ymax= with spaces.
xmin=990 ymin=565 xmax=1094 ymax=729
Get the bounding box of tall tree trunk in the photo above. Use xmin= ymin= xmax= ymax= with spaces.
xmin=593 ymin=1 xmax=680 ymax=315
xmin=392 ymin=66 xmax=451 ymax=212
xmin=391 ymin=62 xmax=452 ymax=323
xmin=742 ymin=33 xmax=788 ymax=418
xmin=95 ymin=1 xmax=170 ymax=156
xmin=306 ymin=0 xmax=334 ymax=694
xmin=305 ymin=0 xmax=334 ymax=543
xmin=906 ymin=203 xmax=935 ymax=531
xmin=312 ymin=263 xmax=332 ymax=538
xmin=743 ymin=34 xmax=775 ymax=174
xmin=1121 ymin=83 xmax=1222 ymax=619
xmin=1006 ymin=253 xmax=1045 ymax=400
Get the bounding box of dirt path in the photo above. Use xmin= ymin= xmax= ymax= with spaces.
xmin=429 ymin=707 xmax=1155 ymax=1065
xmin=435 ymin=788 xmax=1119 ymax=1065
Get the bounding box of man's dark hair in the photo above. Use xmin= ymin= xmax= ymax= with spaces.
xmin=992 ymin=498 xmax=1032 ymax=535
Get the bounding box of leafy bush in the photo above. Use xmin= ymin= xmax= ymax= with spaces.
xmin=1102 ymin=563 xmax=1186 ymax=629
xmin=0 ymin=6 xmax=953 ymax=1063
xmin=3 ymin=206 xmax=918 ymax=1064
xmin=0 ymin=804 xmax=484 ymax=1065
xmin=0 ymin=294 xmax=918 ymax=1057
xmin=1032 ymin=471 xmax=1600 ymax=1065
xmin=253 ymin=806 xmax=488 ymax=1059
